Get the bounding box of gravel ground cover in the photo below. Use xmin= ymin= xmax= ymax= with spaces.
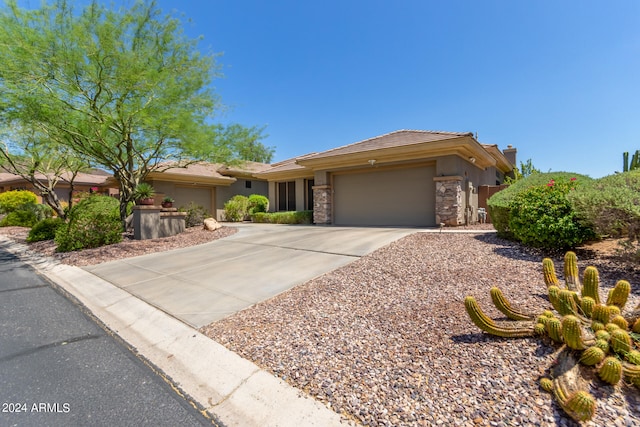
xmin=0 ymin=225 xmax=237 ymax=266
xmin=200 ymin=232 xmax=640 ymax=427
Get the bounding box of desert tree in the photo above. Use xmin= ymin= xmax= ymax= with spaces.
xmin=0 ymin=0 xmax=267 ymax=222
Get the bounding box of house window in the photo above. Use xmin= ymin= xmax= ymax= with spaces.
xmin=277 ymin=181 xmax=296 ymax=211
xmin=305 ymin=179 xmax=314 ymax=211
xmin=245 ymin=180 xmax=252 ymax=189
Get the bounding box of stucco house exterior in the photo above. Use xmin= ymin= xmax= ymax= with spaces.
xmin=131 ymin=161 xmax=271 ymax=220
xmin=254 ymin=130 xmax=516 ymax=227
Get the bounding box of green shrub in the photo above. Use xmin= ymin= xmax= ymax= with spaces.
xmin=55 ymin=195 xmax=122 ymax=252
xmin=569 ymin=170 xmax=640 ymax=240
xmin=180 ymin=202 xmax=210 ymax=228
xmin=224 ymin=195 xmax=249 ymax=222
xmin=487 ymin=172 xmax=592 ymax=238
xmin=0 ymin=190 xmax=37 ymax=213
xmin=251 ymin=210 xmax=313 ymax=224
xmin=508 ymin=177 xmax=595 ymax=249
xmin=247 ymin=194 xmax=269 ymax=215
xmin=27 ymin=217 xmax=65 ymax=242
xmin=0 ymin=209 xmax=38 ymax=227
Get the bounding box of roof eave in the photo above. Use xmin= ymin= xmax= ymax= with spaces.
xmin=296 ymin=136 xmax=496 ymax=170
xmin=146 ymin=171 xmax=236 ymax=186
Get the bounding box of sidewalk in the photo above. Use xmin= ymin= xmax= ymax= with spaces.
xmin=0 ymin=236 xmax=346 ymax=427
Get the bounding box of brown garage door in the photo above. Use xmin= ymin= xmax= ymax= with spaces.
xmin=333 ymin=165 xmax=436 ymax=226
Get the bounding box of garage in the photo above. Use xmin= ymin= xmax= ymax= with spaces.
xmin=333 ymin=165 xmax=436 ymax=226
xmin=174 ymin=186 xmax=213 ymax=213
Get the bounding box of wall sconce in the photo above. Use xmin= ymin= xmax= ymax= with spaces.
xmin=368 ymin=159 xmax=376 ymax=166
xmin=468 ymin=157 xmax=476 ymax=164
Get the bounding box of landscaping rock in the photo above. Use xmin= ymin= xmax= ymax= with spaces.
xmin=203 ymin=217 xmax=222 ymax=231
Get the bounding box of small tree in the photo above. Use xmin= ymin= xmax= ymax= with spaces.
xmin=0 ymin=125 xmax=90 ymax=219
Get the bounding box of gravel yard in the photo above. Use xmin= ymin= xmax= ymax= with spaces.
xmin=1 ymin=224 xmax=639 ymax=426
xmin=200 ymin=232 xmax=640 ymax=427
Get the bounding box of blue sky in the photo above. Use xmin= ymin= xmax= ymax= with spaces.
xmin=152 ymin=0 xmax=639 ymax=178
xmin=14 ymin=0 xmax=640 ymax=178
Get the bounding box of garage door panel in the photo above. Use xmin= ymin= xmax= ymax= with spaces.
xmin=333 ymin=166 xmax=435 ymax=226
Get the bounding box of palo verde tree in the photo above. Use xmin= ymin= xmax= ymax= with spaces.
xmin=0 ymin=0 xmax=267 ymax=223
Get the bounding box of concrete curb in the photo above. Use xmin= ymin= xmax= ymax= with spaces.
xmin=0 ymin=237 xmax=345 ymax=427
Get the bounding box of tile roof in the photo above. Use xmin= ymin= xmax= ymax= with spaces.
xmin=303 ymin=129 xmax=473 ymax=160
xmin=0 ymin=170 xmax=111 ymax=186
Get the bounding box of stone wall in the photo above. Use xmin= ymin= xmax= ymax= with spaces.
xmin=434 ymin=176 xmax=464 ymax=226
xmin=312 ymin=185 xmax=332 ymax=224
xmin=133 ymin=206 xmax=187 ymax=240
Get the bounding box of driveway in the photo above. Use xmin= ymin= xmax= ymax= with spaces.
xmin=83 ymin=224 xmax=415 ymax=328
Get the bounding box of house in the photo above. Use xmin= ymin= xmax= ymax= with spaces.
xmin=141 ymin=161 xmax=271 ymax=220
xmin=254 ymin=130 xmax=516 ymax=227
xmin=0 ymin=169 xmax=114 ymax=204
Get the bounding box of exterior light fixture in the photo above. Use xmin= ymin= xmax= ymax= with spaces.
xmin=468 ymin=157 xmax=476 ymax=163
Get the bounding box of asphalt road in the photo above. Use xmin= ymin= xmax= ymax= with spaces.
xmin=0 ymin=247 xmax=219 ymax=427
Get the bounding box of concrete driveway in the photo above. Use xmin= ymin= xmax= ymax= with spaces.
xmin=83 ymin=224 xmax=415 ymax=328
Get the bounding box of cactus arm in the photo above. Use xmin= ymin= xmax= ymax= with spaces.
xmin=464 ymin=296 xmax=535 ymax=338
xmin=552 ymin=350 xmax=596 ymax=422
xmin=563 ymin=251 xmax=581 ymax=292
xmin=489 ymin=287 xmax=533 ymax=321
xmin=542 ymin=258 xmax=560 ymax=287
xmin=581 ymin=266 xmax=600 ymax=304
xmin=623 ymin=362 xmax=640 ymax=387
xmin=558 ymin=290 xmax=580 ymax=316
xmin=561 ymin=316 xmax=588 ymax=350
xmin=606 ymin=280 xmax=631 ymax=309
xmin=598 ymin=357 xmax=622 ymax=385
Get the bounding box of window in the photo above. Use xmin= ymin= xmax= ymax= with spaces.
xmin=277 ymin=181 xmax=296 ymax=211
xmin=245 ymin=180 xmax=252 ymax=189
xmin=305 ymin=179 xmax=315 ymax=211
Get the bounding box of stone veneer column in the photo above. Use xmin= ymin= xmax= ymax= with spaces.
xmin=312 ymin=185 xmax=332 ymax=224
xmin=433 ymin=176 xmax=464 ymax=226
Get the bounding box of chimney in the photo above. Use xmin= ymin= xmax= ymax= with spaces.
xmin=503 ymin=145 xmax=517 ymax=167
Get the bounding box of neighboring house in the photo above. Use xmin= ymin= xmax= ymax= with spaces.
xmin=0 ymin=169 xmax=114 ymax=204
xmin=254 ymin=130 xmax=516 ymax=227
xmin=142 ymin=161 xmax=271 ymax=220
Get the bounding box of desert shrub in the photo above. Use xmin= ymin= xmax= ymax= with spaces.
xmin=251 ymin=210 xmax=313 ymax=224
xmin=55 ymin=195 xmax=122 ymax=252
xmin=0 ymin=199 xmax=52 ymax=227
xmin=0 ymin=190 xmax=37 ymax=213
xmin=247 ymin=194 xmax=269 ymax=215
xmin=569 ymin=170 xmax=640 ymax=240
xmin=487 ymin=172 xmax=592 ymax=238
xmin=32 ymin=203 xmax=54 ymax=221
xmin=508 ymin=177 xmax=595 ymax=249
xmin=180 ymin=202 xmax=209 ymax=228
xmin=27 ymin=217 xmax=65 ymax=242
xmin=224 ymin=195 xmax=249 ymax=222
xmin=0 ymin=209 xmax=38 ymax=227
